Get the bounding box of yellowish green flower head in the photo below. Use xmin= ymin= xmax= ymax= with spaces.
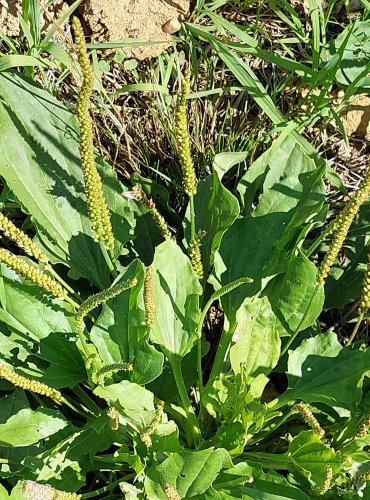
xmin=144 ymin=266 xmax=156 ymax=327
xmin=317 ymin=165 xmax=370 ymax=284
xmin=72 ymin=17 xmax=114 ymax=249
xmin=0 ymin=362 xmax=62 ymax=403
xmin=188 ymin=237 xmax=204 ymax=279
xmin=174 ymin=69 xmax=197 ymax=196
xmin=0 ymin=212 xmax=48 ymax=265
xmin=75 ymin=278 xmax=138 ymax=334
xmin=0 ymin=248 xmax=66 ymax=298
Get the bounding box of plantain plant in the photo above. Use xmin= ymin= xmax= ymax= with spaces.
xmin=0 ymin=17 xmax=369 ymax=500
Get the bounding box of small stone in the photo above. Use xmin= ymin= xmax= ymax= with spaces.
xmin=162 ymin=18 xmax=181 ymax=34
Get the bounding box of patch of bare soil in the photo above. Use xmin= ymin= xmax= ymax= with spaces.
xmin=340 ymin=94 xmax=370 ymax=141
xmin=0 ymin=0 xmax=68 ymax=37
xmin=80 ymin=0 xmax=191 ymax=59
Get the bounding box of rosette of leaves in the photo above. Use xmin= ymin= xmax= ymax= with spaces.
xmin=0 ymin=62 xmax=369 ymax=500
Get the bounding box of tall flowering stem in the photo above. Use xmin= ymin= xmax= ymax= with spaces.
xmin=75 ymin=278 xmax=138 ymax=335
xmin=347 ymin=253 xmax=370 ymax=345
xmin=0 ymin=212 xmax=49 ymax=265
xmin=174 ymin=69 xmax=202 ymax=280
xmin=174 ymin=69 xmax=197 ymax=197
xmin=131 ymin=185 xmax=172 ymax=240
xmin=72 ymin=17 xmax=114 ymax=250
xmin=317 ymin=164 xmax=370 ymax=285
xmin=0 ymin=361 xmax=62 ymax=404
xmin=0 ymin=248 xmax=66 ymax=298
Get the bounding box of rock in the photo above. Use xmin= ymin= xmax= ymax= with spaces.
xmin=162 ymin=18 xmax=182 ymax=35
xmin=340 ymin=94 xmax=370 ymax=141
xmin=80 ymin=0 xmax=191 ymax=60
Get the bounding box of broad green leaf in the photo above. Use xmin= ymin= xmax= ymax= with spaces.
xmin=94 ymin=380 xmax=156 ymax=432
xmin=151 ymin=421 xmax=182 ymax=454
xmin=263 ymin=256 xmax=324 ymax=337
xmin=230 ymin=297 xmax=280 ymax=384
xmin=38 ymin=334 xmax=86 ymax=388
xmin=213 ymin=152 xmax=248 ymax=181
xmin=208 ymin=461 xmax=311 ymax=499
xmin=0 ymin=270 xmax=72 ymax=344
xmin=147 ymin=345 xmax=199 ymax=402
xmin=279 ymin=332 xmax=370 ymax=410
xmin=185 ymin=170 xmax=240 ymax=280
xmin=0 ymin=271 xmax=85 ymax=387
xmin=0 ymin=483 xmax=9 ymax=498
xmin=23 ymin=413 xmax=115 ymax=490
xmin=0 ymin=72 xmax=159 ymax=288
xmin=90 ymin=260 xmax=163 ymax=385
xmin=0 ymin=391 xmax=40 ymax=478
xmin=325 ymin=203 xmax=370 ymax=309
xmin=330 ymin=20 xmax=370 ymax=89
xmin=145 ymin=448 xmax=233 ymax=499
xmin=150 ymin=240 xmax=202 ymax=358
xmin=289 ymin=430 xmax=341 ymax=488
xmin=0 ymin=408 xmax=67 ymax=447
xmin=213 ymin=138 xmax=324 ymax=322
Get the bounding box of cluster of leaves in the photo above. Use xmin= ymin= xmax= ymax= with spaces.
xmin=0 ymin=32 xmax=369 ymax=500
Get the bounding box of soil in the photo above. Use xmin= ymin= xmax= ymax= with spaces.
xmin=80 ymin=0 xmax=190 ymax=59
xmin=1 ymin=0 xmax=191 ymax=60
xmin=340 ymin=94 xmax=370 ymax=141
xmin=0 ymin=0 xmax=68 ymax=37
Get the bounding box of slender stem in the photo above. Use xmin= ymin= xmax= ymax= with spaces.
xmin=47 ymin=265 xmax=81 ymax=303
xmin=204 ymin=322 xmax=237 ymax=397
xmin=196 ymin=295 xmax=215 ymax=403
xmin=281 ymin=284 xmax=320 ymax=357
xmin=171 ymin=356 xmax=201 ymax=447
xmin=346 ymin=312 xmax=365 ymax=346
xmin=100 ymin=242 xmax=118 ymax=278
xmin=305 ymin=221 xmax=334 ymax=258
xmin=73 ymin=384 xmax=102 ymax=416
xmin=242 ymin=452 xmax=290 ymax=470
xmin=189 ymin=195 xmax=196 ymax=241
xmin=60 ymin=396 xmax=93 ymax=420
xmin=80 ymin=474 xmax=135 ymax=499
xmin=64 ymin=294 xmax=81 ymax=310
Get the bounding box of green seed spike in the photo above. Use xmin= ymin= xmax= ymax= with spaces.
xmin=188 ymin=237 xmax=204 ymax=279
xmin=144 ymin=266 xmax=156 ymax=327
xmin=140 ymin=400 xmax=164 ymax=448
xmin=163 ymin=483 xmax=181 ymax=500
xmin=0 ymin=212 xmax=48 ymax=265
xmin=358 ymin=254 xmax=370 ymax=315
xmin=174 ymin=68 xmax=197 ymax=196
xmin=317 ymin=164 xmax=370 ymax=285
xmin=356 ymin=413 xmax=370 ymax=438
xmin=132 ymin=185 xmax=172 ymax=240
xmin=72 ymin=17 xmax=114 ymax=249
xmin=292 ymin=402 xmax=325 ymax=438
xmin=97 ymin=361 xmax=133 ymax=385
xmin=0 ymin=361 xmax=62 ymax=404
xmin=107 ymin=407 xmax=120 ymax=430
xmin=0 ymin=248 xmax=66 ymax=298
xmin=210 ymin=277 xmax=253 ymax=302
xmin=75 ymin=278 xmax=137 ymax=334
xmin=317 ymin=465 xmax=333 ymax=496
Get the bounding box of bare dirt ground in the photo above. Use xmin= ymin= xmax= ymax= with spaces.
xmin=80 ymin=0 xmax=190 ymax=59
xmin=0 ymin=0 xmax=191 ymax=59
xmin=340 ymin=94 xmax=370 ymax=141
